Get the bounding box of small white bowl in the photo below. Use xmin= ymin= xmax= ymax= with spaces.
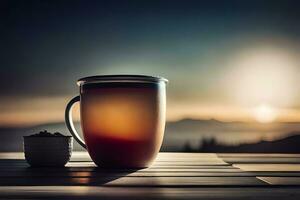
xmin=23 ymin=136 xmax=73 ymax=167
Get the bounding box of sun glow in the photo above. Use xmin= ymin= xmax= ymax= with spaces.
xmin=253 ymin=104 xmax=277 ymax=123
xmin=226 ymin=45 xmax=298 ymax=109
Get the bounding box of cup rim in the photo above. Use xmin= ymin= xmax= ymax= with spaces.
xmin=77 ymin=75 xmax=168 ymax=86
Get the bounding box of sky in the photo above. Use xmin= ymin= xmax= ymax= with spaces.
xmin=1 ymin=0 xmax=300 ymax=126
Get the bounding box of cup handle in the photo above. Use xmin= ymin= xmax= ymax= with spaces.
xmin=65 ymin=96 xmax=87 ymax=149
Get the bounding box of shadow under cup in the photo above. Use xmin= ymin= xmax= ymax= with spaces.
xmin=66 ymin=75 xmax=168 ymax=168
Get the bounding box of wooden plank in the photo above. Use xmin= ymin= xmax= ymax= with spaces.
xmin=217 ymin=153 xmax=300 ymax=165
xmin=136 ymin=168 xmax=243 ymax=172
xmin=0 ymin=176 xmax=267 ymax=186
xmin=70 ymin=152 xmax=222 ymax=162
xmin=0 ymin=162 xmax=230 ymax=168
xmin=0 ymin=157 xmax=243 ymax=178
xmin=2 ymin=170 xmax=300 ymax=178
xmin=234 ymin=164 xmax=300 ymax=172
xmin=221 ymin=157 xmax=300 ymax=164
xmin=106 ymin=177 xmax=267 ymax=186
xmin=157 ymin=153 xmax=219 ymax=157
xmin=2 ymin=186 xmax=299 ymax=200
xmin=218 ymin=153 xmax=300 ymax=158
xmin=151 ymin=161 xmax=230 ymax=167
xmin=0 ymin=152 xmax=227 ymax=164
xmin=0 ymin=152 xmax=24 ymax=159
xmin=0 ymin=167 xmax=244 ymax=173
xmin=153 ymin=161 xmax=228 ymax=165
xmin=0 ymin=171 xmax=255 ymax=177
xmin=0 ymin=160 xmax=230 ymax=168
xmin=244 ymin=172 xmax=300 ymax=177
xmin=70 ymin=153 xmax=225 ymax=163
xmin=3 ymin=152 xmax=300 ymax=159
xmin=0 ymin=164 xmax=235 ymax=169
xmin=65 ymin=162 xmax=228 ymax=168
xmin=258 ymin=177 xmax=300 ymax=185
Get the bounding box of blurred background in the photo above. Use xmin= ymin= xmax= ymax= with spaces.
xmin=1 ymin=0 xmax=300 ymax=152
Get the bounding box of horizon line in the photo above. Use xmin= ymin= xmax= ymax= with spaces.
xmin=2 ymin=117 xmax=300 ymax=129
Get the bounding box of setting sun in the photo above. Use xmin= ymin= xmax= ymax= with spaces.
xmin=227 ymin=46 xmax=298 ymax=108
xmin=253 ymin=104 xmax=277 ymax=123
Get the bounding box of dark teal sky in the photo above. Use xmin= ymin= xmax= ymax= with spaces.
xmin=1 ymin=0 xmax=300 ymax=125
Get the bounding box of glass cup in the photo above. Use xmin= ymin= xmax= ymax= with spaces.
xmin=65 ymin=75 xmax=168 ymax=168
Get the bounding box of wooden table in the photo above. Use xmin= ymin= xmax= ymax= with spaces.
xmin=1 ymin=152 xmax=300 ymax=199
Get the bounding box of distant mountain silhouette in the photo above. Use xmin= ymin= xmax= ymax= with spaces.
xmin=182 ymin=133 xmax=300 ymax=153
xmin=163 ymin=118 xmax=300 ymax=151
xmin=166 ymin=118 xmax=300 ymax=132
xmin=1 ymin=118 xmax=300 ymax=152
